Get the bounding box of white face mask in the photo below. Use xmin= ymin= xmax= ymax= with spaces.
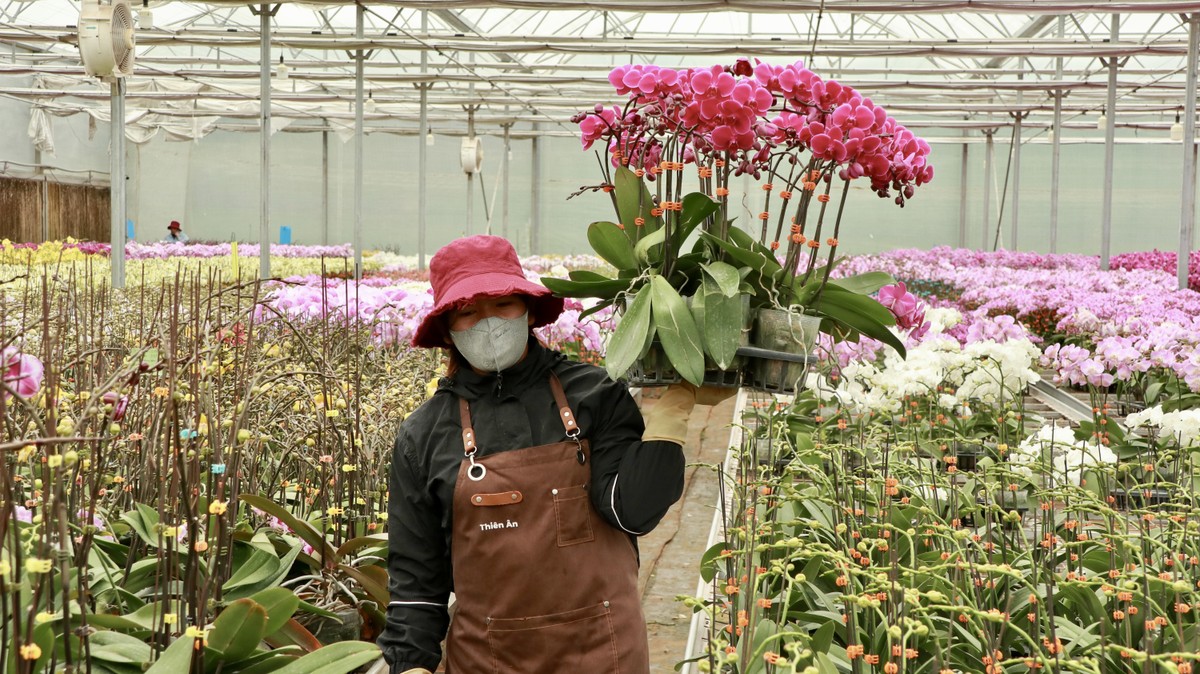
xmin=449 ymin=312 xmax=530 ymax=373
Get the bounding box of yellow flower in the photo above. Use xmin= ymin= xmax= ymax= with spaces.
xmin=163 ymin=613 xmax=178 ymax=625
xmin=208 ymin=501 xmax=228 ymax=515
xmin=326 ymin=507 xmax=344 ymax=517
xmin=19 ymin=643 xmax=41 ymax=660
xmin=46 ymin=454 xmax=62 ymax=468
xmin=25 ymin=558 xmax=53 ymax=574
xmin=341 ymin=464 xmax=356 ymax=473
xmin=17 ymin=445 xmax=35 ymax=462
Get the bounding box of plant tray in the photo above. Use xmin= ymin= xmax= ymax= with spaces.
xmin=737 ymin=345 xmax=816 ymax=395
xmin=625 ymin=362 xmax=743 ymax=389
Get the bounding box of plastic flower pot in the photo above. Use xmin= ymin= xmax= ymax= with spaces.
xmin=1109 ymin=487 xmax=1172 ymax=510
xmin=740 ymin=309 xmax=821 ymax=394
xmin=952 ymin=442 xmax=985 ymax=472
xmin=299 ymin=605 xmax=363 ymax=644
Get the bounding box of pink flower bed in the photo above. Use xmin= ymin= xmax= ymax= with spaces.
xmin=840 ymin=246 xmax=1200 ymax=391
xmin=1110 ymin=249 xmax=1200 ymax=292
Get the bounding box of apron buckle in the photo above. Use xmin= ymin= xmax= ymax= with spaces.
xmin=566 ymin=429 xmax=585 ymax=465
xmin=466 ymin=448 xmax=487 ymax=481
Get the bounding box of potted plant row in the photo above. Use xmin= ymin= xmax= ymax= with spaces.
xmin=542 ymin=58 xmax=934 ymax=393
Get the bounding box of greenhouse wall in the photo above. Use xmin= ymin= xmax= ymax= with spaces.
xmin=2 ymin=101 xmax=1198 ymax=259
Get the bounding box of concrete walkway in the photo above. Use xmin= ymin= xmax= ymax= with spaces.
xmin=635 ymin=389 xmax=737 ymax=673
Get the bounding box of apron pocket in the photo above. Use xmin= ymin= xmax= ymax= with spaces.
xmin=552 ymin=484 xmax=594 ymax=547
xmin=486 ymin=602 xmax=619 ymax=674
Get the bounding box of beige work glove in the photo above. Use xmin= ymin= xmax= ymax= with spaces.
xmin=642 ymin=382 xmax=736 ymax=444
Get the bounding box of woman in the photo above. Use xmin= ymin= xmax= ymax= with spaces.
xmin=163 ymin=220 xmax=189 ymax=243
xmin=379 ymin=235 xmax=728 ymax=674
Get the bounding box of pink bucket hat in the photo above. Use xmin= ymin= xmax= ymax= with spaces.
xmin=411 ymin=235 xmax=564 ymax=348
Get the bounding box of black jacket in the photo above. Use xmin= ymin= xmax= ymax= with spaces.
xmin=378 ymin=341 xmax=686 ymax=671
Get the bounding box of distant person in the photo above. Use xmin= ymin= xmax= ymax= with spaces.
xmin=164 ymin=221 xmax=189 ymax=243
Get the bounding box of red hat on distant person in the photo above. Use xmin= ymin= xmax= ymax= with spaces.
xmin=168 ymin=220 xmax=182 ymax=231
xmin=412 ymin=235 xmax=563 ymax=348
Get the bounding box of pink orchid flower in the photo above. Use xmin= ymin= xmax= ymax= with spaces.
xmin=2 ymin=348 xmax=45 ymax=400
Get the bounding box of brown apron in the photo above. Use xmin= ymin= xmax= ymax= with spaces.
xmin=444 ymin=374 xmax=650 ymax=674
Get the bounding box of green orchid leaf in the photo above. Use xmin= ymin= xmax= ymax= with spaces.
xmin=700 ymin=260 xmax=741 ymax=298
xmin=237 ymin=495 xmax=336 ymax=567
xmin=813 ymin=287 xmax=906 ymax=358
xmin=791 ymin=276 xmax=822 ymax=308
xmin=828 ymin=271 xmax=897 ymax=295
xmin=690 ymin=289 xmax=706 ymax=353
xmin=334 ymin=534 xmax=387 ymax=560
xmin=649 ymin=276 xmax=705 ymax=386
xmin=700 ymin=277 xmax=743 ymax=370
xmin=698 ymin=541 xmax=728 ymax=584
xmin=336 ymin=563 xmax=390 ymax=608
xmin=698 ymin=232 xmax=783 ymax=303
xmin=633 ymin=227 xmax=666 ymax=266
xmin=263 ymin=619 xmax=322 ymax=654
xmin=614 ymin=166 xmax=662 ymax=233
xmin=567 ymin=269 xmax=613 ymax=282
xmin=726 ymin=225 xmax=780 ymax=261
xmin=699 ymin=230 xmax=783 ymax=275
xmin=269 ymin=642 xmax=381 ymax=674
xmin=249 ymin=587 xmax=302 ymax=638
xmin=673 ymin=192 xmax=722 ymax=248
xmin=145 ymin=634 xmax=195 ymax=673
xmin=540 ymin=276 xmax=628 ymax=300
xmin=586 ymin=221 xmax=637 ymax=270
xmin=88 ymin=631 xmax=154 ymax=664
xmin=222 ymin=545 xmax=280 ymax=593
xmin=119 ymin=503 xmax=161 ymax=549
xmin=579 ymin=299 xmax=613 ymax=320
xmin=604 ymin=285 xmax=653 ymax=382
xmin=209 ymin=598 xmax=269 ymax=662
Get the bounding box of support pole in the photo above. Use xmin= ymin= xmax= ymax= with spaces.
xmin=1050 ymin=15 xmax=1064 ymax=253
xmin=1100 ymin=13 xmax=1119 ymax=270
xmin=958 ymin=120 xmax=968 ymax=248
xmin=321 ymin=130 xmax=329 ymax=246
xmin=982 ymin=129 xmax=994 ymax=250
xmin=353 ymin=2 xmax=364 ymax=278
xmin=110 ymin=77 xmax=126 ymax=288
xmin=1179 ymin=13 xmax=1199 ymax=291
xmin=417 ymin=9 xmax=428 ymax=270
xmin=465 ymin=106 xmax=475 ymax=237
xmin=531 ymin=121 xmax=542 ymax=254
xmin=258 ymin=4 xmax=271 ymax=279
xmin=501 ymin=121 xmax=511 ymax=241
xmin=1011 ymin=110 xmax=1023 ymax=251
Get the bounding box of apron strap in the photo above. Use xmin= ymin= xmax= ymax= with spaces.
xmin=459 ymin=397 xmax=477 ymax=456
xmin=457 ymin=373 xmax=583 ymax=456
xmin=548 ymin=373 xmax=580 ymax=437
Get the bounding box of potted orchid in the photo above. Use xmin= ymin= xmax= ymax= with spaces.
xmin=543 ymin=58 xmax=934 ymax=390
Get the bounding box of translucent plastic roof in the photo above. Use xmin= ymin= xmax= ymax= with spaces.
xmin=2 ymin=1 xmax=1197 ymax=140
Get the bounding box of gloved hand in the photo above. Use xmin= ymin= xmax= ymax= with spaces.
xmin=685 ymin=381 xmax=738 ymax=407
xmin=641 ymin=382 xmax=737 ymax=444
